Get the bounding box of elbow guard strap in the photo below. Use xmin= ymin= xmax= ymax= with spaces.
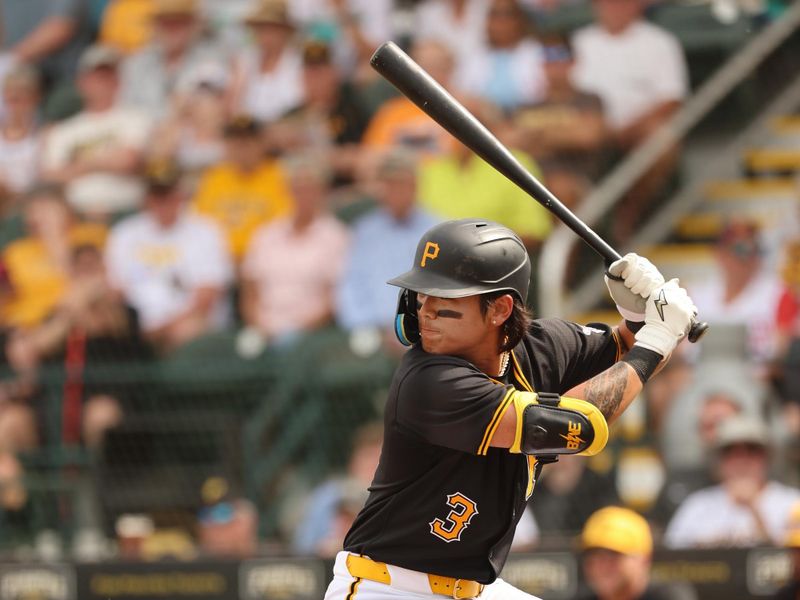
xmin=509 ymin=392 xmax=609 ymax=457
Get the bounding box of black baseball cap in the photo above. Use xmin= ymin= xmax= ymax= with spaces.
xmin=144 ymin=158 xmax=182 ymax=193
xmin=223 ymin=114 xmax=262 ymax=138
xmin=302 ymin=40 xmax=332 ymax=66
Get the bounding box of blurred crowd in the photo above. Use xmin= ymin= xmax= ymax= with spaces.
xmin=0 ymin=0 xmax=797 ymax=584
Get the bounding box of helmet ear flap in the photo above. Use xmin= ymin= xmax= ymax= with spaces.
xmin=394 ymin=289 xmax=419 ymax=346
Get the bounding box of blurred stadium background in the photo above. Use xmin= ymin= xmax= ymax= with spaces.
xmin=0 ymin=0 xmax=799 ymax=598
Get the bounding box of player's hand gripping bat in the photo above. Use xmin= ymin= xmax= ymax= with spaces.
xmin=370 ymin=41 xmax=708 ymax=343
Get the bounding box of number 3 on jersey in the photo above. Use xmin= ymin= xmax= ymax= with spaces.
xmin=429 ymin=492 xmax=479 ymax=542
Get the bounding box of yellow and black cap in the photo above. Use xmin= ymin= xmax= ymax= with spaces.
xmin=388 ymin=218 xmax=531 ymax=345
xmin=224 ymin=114 xmax=262 ymax=138
xmin=302 ymin=39 xmax=332 ymax=66
xmin=144 ymin=158 xmax=182 ymax=193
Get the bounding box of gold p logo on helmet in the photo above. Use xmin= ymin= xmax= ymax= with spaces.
xmin=420 ymin=241 xmax=440 ymax=267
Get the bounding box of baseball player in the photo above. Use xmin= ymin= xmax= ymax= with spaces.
xmin=324 ymin=218 xmax=696 ymax=600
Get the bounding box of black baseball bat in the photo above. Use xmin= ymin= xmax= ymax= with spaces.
xmin=370 ymin=41 xmax=707 ymax=343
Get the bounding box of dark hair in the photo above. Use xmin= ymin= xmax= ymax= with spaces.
xmin=480 ymin=291 xmax=533 ymax=352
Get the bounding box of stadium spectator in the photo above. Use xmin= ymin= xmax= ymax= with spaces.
xmin=0 ymin=186 xmax=106 ymax=332
xmin=690 ymin=219 xmax=783 ymax=369
xmin=196 ymin=475 xmax=258 ymax=559
xmin=0 ymin=66 xmax=42 ymax=202
xmin=578 ymin=506 xmax=696 ymax=600
xmin=336 ymin=149 xmax=439 ymax=336
xmin=664 ymin=414 xmax=800 ymax=548
xmin=14 ymin=240 xmax=151 ymax=448
xmin=571 ymin=0 xmax=689 ymax=242
xmin=105 ymin=159 xmax=233 ymax=353
xmin=417 ymin=100 xmax=552 ymax=250
xmin=362 ymin=39 xmax=462 ymax=158
xmin=230 ymin=0 xmax=304 ymax=124
xmin=290 ymin=421 xmax=382 ymax=557
xmin=655 ymin=378 xmax=766 ymax=528
xmin=510 ymin=34 xmax=608 ymax=210
xmin=191 ymin=115 xmax=293 ymax=262
xmin=119 ymin=0 xmax=225 ymax=119
xmin=0 ymin=0 xmax=93 ymax=117
xmin=0 ymin=187 xmax=110 ymax=453
xmin=529 ymin=455 xmax=619 ymax=539
xmin=149 ymin=61 xmax=228 ymax=186
xmin=240 ymin=154 xmax=349 ymax=347
xmin=40 ymin=45 xmax=153 ymax=219
xmin=455 ymin=0 xmax=546 ymax=113
xmin=413 ymin=0 xmax=489 ymax=64
xmin=99 ymin=0 xmax=157 ymax=55
xmin=660 ymin=357 xmax=766 ymax=476
xmin=268 ymin=41 xmax=371 ymax=186
xmin=287 ymin=0 xmax=394 ymax=78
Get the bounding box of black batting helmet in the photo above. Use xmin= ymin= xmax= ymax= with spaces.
xmin=388 ymin=219 xmax=531 ymax=345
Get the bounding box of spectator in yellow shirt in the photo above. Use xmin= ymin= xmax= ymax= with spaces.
xmin=417 ymin=101 xmax=552 ymax=250
xmin=192 ymin=115 xmax=293 ymax=261
xmin=1 ymin=185 xmax=107 ymax=330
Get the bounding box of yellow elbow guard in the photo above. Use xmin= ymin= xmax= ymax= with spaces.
xmin=509 ymin=391 xmax=609 ymax=457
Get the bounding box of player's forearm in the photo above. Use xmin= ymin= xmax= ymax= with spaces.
xmin=566 ymin=361 xmax=643 ymax=424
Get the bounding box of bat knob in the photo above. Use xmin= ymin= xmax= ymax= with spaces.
xmin=688 ymin=320 xmax=709 ymax=343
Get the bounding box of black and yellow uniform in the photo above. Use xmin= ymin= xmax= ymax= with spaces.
xmin=344 ymin=318 xmax=623 ymax=584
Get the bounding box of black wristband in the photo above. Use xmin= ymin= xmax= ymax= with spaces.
xmin=625 ymin=319 xmax=645 ymax=333
xmin=622 ymin=345 xmax=663 ymax=384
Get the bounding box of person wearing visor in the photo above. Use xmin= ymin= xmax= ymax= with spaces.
xmin=324 ymin=218 xmax=697 ymax=599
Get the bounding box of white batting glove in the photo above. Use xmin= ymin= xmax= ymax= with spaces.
xmin=605 ymin=253 xmax=666 ymax=322
xmin=634 ymin=279 xmax=697 ymax=357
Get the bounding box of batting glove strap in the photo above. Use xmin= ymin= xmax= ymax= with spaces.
xmin=621 ymin=345 xmax=663 ymax=384
xmin=508 ymin=391 xmax=609 ymax=457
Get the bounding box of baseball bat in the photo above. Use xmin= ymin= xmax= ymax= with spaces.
xmin=370 ymin=41 xmax=707 ymax=343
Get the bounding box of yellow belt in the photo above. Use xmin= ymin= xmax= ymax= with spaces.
xmin=345 ymin=554 xmax=484 ymax=599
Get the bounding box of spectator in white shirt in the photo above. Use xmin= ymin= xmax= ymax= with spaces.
xmin=690 ymin=219 xmax=783 ymax=369
xmin=40 ymin=44 xmax=152 ymax=219
xmin=664 ymin=414 xmax=800 ymax=548
xmin=105 ymin=159 xmax=233 ymax=353
xmin=230 ymin=0 xmax=304 ymax=124
xmin=571 ymin=0 xmax=688 ymax=242
xmin=414 ymin=0 xmax=489 ymax=69
xmin=120 ymin=0 xmax=227 ymax=119
xmin=288 ymin=0 xmax=394 ymax=77
xmin=0 ymin=65 xmax=41 ymax=201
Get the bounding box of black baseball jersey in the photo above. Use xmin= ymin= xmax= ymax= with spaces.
xmin=343 ymin=318 xmax=623 ymax=584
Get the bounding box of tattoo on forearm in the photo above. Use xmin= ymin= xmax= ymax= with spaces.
xmin=583 ymin=363 xmax=629 ymax=420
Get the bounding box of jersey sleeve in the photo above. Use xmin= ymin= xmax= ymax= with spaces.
xmin=532 ymin=318 xmax=623 ymax=393
xmin=395 ymin=358 xmax=514 ymax=456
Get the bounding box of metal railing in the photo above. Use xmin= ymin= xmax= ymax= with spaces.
xmin=538 ymin=3 xmax=800 ymax=319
